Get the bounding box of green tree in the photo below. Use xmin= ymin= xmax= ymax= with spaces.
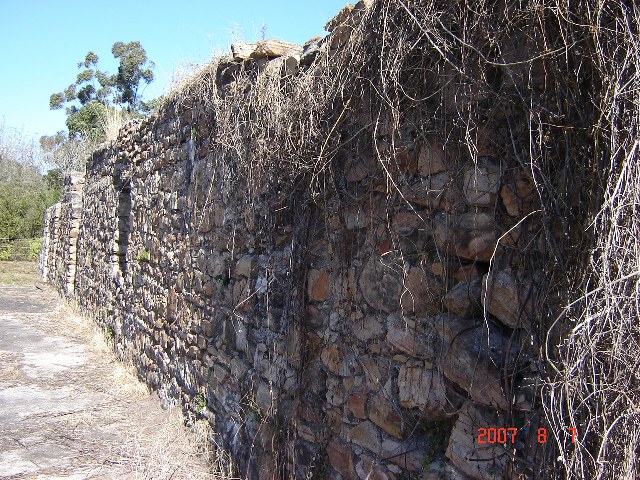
xmin=111 ymin=41 xmax=155 ymax=112
xmin=43 ymin=168 xmax=63 ymax=190
xmin=49 ymin=42 xmax=155 ymax=140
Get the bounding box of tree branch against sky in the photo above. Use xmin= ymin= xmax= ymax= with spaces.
xmin=0 ymin=1 xmax=347 ymax=143
xmin=49 ymin=41 xmax=155 ymax=141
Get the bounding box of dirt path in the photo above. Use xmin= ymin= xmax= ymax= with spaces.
xmin=0 ymin=282 xmax=213 ymax=479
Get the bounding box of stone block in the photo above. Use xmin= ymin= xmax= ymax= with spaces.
xmin=347 ymin=386 xmax=369 ymax=419
xmin=390 ymin=147 xmax=419 ymax=174
xmin=327 ymin=439 xmax=357 ymax=480
xmin=432 ymin=262 xmax=445 ymax=277
xmin=359 ymin=256 xmax=402 ymax=313
xmin=386 ymin=321 xmax=432 ymax=359
xmin=381 ymin=438 xmax=424 ymax=472
xmin=348 ymin=420 xmax=382 ymax=455
xmin=403 ymin=173 xmax=463 ymax=211
xmin=443 ymin=278 xmax=483 ymax=319
xmin=434 ymin=314 xmax=509 ymax=410
xmin=454 ymin=264 xmax=482 ymax=282
xmin=231 ymin=39 xmax=303 ymax=61
xmin=423 ymin=461 xmax=473 ymax=479
xmin=325 ymin=3 xmax=357 ymax=31
xmin=500 ymin=171 xmax=539 ymax=218
xmin=432 ymin=212 xmax=499 ymax=261
xmin=355 ymin=455 xmax=391 ymax=480
xmin=344 ymin=153 xmax=374 ymax=182
xmin=398 ymin=363 xmax=447 ymax=415
xmin=344 ymin=203 xmax=370 ymax=230
xmin=446 ymin=403 xmax=508 ymax=480
xmin=418 ymin=142 xmax=447 ymax=176
xmin=354 ymin=315 xmax=385 ymax=342
xmin=255 ymin=381 xmax=273 ymax=414
xmin=392 ymin=212 xmax=426 ymax=236
xmin=297 ymin=423 xmax=323 ymax=443
xmin=369 ymin=393 xmax=406 ymax=439
xmin=235 ymin=255 xmax=256 ymax=277
xmin=321 ymin=344 xmax=355 ymax=377
xmin=482 ymin=269 xmax=532 ymax=329
xmin=308 ymin=269 xmax=330 ymax=302
xmin=463 ymin=161 xmax=501 ymax=207
xmin=400 ymin=267 xmax=442 ymax=316
xmin=361 ymin=355 xmax=389 ymax=392
xmin=300 ymin=36 xmax=323 ymax=68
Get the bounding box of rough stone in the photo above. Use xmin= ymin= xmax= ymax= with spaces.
xmin=443 ymin=278 xmax=483 ymax=319
xmin=423 ymin=461 xmax=473 ymax=479
xmin=386 ymin=321 xmax=432 ymax=359
xmin=360 ymin=356 xmax=389 ymax=392
xmin=327 ymin=440 xmax=357 ymax=480
xmin=369 ymin=393 xmax=405 ymax=439
xmin=255 ymin=381 xmax=273 ymax=414
xmin=462 ymin=161 xmax=501 ymax=207
xmin=308 ymin=269 xmax=330 ymax=302
xmin=354 ymin=316 xmax=385 ymax=342
xmin=400 ymin=267 xmax=442 ymax=316
xmin=359 ymin=256 xmax=402 ymax=313
xmin=300 ymin=36 xmax=323 ymax=68
xmin=326 ymin=376 xmax=346 ymax=406
xmin=434 ymin=314 xmax=509 ymax=410
xmin=446 ymin=403 xmax=508 ymax=480
xmin=347 ymin=386 xmax=369 ymax=419
xmin=305 ymin=305 xmax=325 ymax=330
xmin=391 ymin=147 xmax=419 ymax=174
xmin=418 ymin=142 xmax=447 ymax=176
xmin=347 ymin=420 xmax=382 ymax=455
xmin=500 ymin=171 xmax=539 ymax=218
xmin=321 ymin=344 xmax=354 ymax=377
xmin=433 ymin=212 xmax=499 ymax=261
xmin=392 ymin=212 xmax=426 ymax=236
xmin=235 ymin=255 xmax=256 ymax=277
xmin=344 ymin=203 xmax=369 ymax=230
xmin=431 ymin=262 xmax=445 ymax=277
xmin=344 ymin=153 xmax=374 ymax=182
xmin=231 ymin=40 xmax=303 ymax=61
xmin=403 ymin=173 xmax=463 ymax=211
xmin=356 ymin=455 xmax=391 ymax=480
xmin=397 ymin=363 xmax=447 ymax=415
xmin=325 ymin=4 xmax=356 ymax=32
xmin=453 ymin=264 xmax=482 ymax=282
xmin=381 ymin=438 xmax=424 ymax=472
xmin=482 ymin=269 xmax=532 ymax=329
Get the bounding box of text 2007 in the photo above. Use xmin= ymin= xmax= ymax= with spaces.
xmin=477 ymin=427 xmax=577 ymax=444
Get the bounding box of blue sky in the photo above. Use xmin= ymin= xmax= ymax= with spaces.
xmin=0 ymin=1 xmax=347 ymax=143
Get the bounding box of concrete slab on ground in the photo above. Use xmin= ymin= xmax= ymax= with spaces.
xmin=0 ymin=284 xmax=212 ymax=479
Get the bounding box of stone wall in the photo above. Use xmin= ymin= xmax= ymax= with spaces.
xmin=41 ymin=172 xmax=84 ymax=295
xmin=42 ymin=2 xmax=550 ymax=479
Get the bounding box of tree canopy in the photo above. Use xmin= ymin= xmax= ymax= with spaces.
xmin=49 ymin=41 xmax=155 ymax=140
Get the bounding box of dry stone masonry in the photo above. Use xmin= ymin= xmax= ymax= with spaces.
xmin=42 ymin=2 xmax=555 ymax=479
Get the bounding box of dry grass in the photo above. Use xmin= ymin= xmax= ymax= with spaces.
xmin=100 ymin=107 xmax=132 ymax=143
xmin=42 ymin=300 xmax=230 ymax=479
xmin=0 ymin=260 xmax=38 ymax=286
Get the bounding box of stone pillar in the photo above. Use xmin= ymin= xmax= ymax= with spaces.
xmin=65 ymin=172 xmax=85 ymax=296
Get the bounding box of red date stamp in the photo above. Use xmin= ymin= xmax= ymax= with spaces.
xmin=477 ymin=427 xmax=577 ymax=444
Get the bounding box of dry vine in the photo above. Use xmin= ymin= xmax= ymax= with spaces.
xmin=156 ymin=0 xmax=640 ymax=477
